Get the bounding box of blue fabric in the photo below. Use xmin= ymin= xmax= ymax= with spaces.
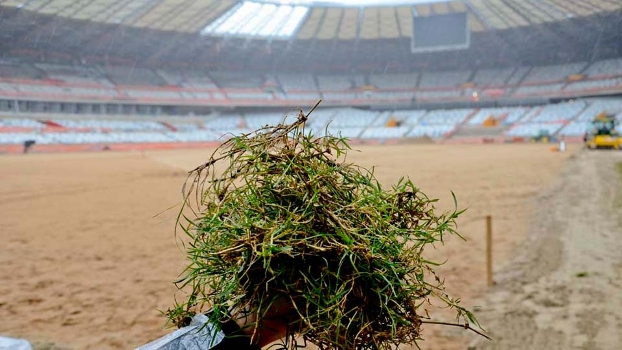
xmin=135 ymin=314 xmax=225 ymax=350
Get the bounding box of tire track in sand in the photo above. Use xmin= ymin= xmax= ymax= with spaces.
xmin=470 ymin=150 xmax=622 ymax=350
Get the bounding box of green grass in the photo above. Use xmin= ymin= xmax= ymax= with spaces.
xmin=166 ymin=104 xmax=482 ymax=349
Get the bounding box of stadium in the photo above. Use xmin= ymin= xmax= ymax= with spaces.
xmin=0 ymin=0 xmax=621 ymax=349
xmin=0 ymin=0 xmax=621 ymax=150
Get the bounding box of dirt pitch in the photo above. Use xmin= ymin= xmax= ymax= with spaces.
xmin=3 ymin=142 xmax=611 ymax=350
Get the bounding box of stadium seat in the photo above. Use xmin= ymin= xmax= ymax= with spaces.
xmin=468 ymin=107 xmax=528 ymax=125
xmin=505 ymin=123 xmax=564 ymax=137
xmin=407 ymin=125 xmax=453 ymax=139
xmin=472 ymin=68 xmax=515 ymax=87
xmin=564 ymin=78 xmax=622 ymax=92
xmin=317 ymin=75 xmax=353 ymax=91
xmin=584 ymin=59 xmax=622 ymax=78
xmin=522 ymin=63 xmax=587 ymax=84
xmin=529 ymin=102 xmax=586 ymax=123
xmin=277 ymin=74 xmax=318 ymax=92
xmin=104 ymin=66 xmax=165 ymax=86
xmin=574 ymin=99 xmax=622 ymax=121
xmin=419 ymin=71 xmax=471 ymax=88
xmin=360 ymin=126 xmax=410 ymax=139
xmin=514 ymin=83 xmax=565 ymax=96
xmin=369 ymin=73 xmax=418 ymax=89
xmin=420 ymin=109 xmax=472 ymax=126
xmin=0 ymin=118 xmax=43 ymax=128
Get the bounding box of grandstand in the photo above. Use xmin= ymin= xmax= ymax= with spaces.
xmin=0 ymin=0 xmax=621 ymax=151
xmin=3 ymin=98 xmax=620 ymax=148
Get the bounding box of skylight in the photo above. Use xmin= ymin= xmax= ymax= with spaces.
xmin=202 ymin=0 xmax=452 ymax=39
xmin=258 ymin=0 xmax=450 ymax=6
xmin=201 ymin=2 xmax=309 ymax=39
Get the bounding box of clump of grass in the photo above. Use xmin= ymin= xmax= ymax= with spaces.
xmin=167 ymin=103 xmax=484 ymax=349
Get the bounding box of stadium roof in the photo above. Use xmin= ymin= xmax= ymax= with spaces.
xmin=1 ymin=0 xmax=620 ymax=38
xmin=0 ymin=0 xmax=620 ymax=72
xmin=259 ymin=0 xmax=448 ymax=5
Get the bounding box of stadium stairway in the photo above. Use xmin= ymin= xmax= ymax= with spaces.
xmin=41 ymin=120 xmax=64 ymax=128
xmin=443 ymin=108 xmax=479 ymax=139
xmin=521 ymin=106 xmax=544 ymax=122
xmin=159 ymin=121 xmax=177 ymax=131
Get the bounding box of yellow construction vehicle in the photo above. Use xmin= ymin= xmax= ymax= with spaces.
xmin=584 ymin=112 xmax=621 ymax=150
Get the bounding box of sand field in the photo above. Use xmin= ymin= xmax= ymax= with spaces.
xmin=0 ymin=143 xmax=581 ymax=349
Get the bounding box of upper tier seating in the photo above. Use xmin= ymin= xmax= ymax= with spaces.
xmin=105 ymin=66 xmax=165 ymax=86
xmin=0 ymin=63 xmax=44 ymax=80
xmin=210 ymin=72 xmax=265 ymax=89
xmin=277 ymin=74 xmax=318 ymax=91
xmin=471 ymin=68 xmax=515 ymax=87
xmin=352 ymin=75 xmax=366 ymax=88
xmin=419 ymin=71 xmax=471 ymax=88
xmin=183 ymin=73 xmax=220 ymax=90
xmin=369 ymin=73 xmax=418 ymax=89
xmin=584 ymin=59 xmax=622 ymax=78
xmin=0 ymin=82 xmax=20 ymax=93
xmin=14 ymin=84 xmax=117 ymax=98
xmin=0 ymin=59 xmax=620 ymax=107
xmin=416 ymin=90 xmax=462 ymax=100
xmin=157 ymin=70 xmax=186 ymax=86
xmin=122 ymin=89 xmax=182 ymax=99
xmin=364 ymin=91 xmax=414 ymax=100
xmin=321 ymin=92 xmax=358 ymax=100
xmin=565 ymin=78 xmax=622 ymax=92
xmin=514 ymin=83 xmax=565 ymax=96
xmin=317 ymin=75 xmax=353 ymax=91
xmin=419 ymin=70 xmax=471 ymax=88
xmin=522 ymin=62 xmax=587 ymax=84
xmin=282 ymin=92 xmax=322 ymax=100
xmin=505 ymin=67 xmax=531 ymax=86
xmin=35 ymin=63 xmax=113 ymax=86
xmin=226 ymin=91 xmax=273 ymax=100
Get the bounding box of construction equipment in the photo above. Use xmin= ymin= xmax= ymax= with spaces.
xmin=584 ymin=112 xmax=621 ymax=150
xmin=531 ymin=129 xmax=556 ymax=143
